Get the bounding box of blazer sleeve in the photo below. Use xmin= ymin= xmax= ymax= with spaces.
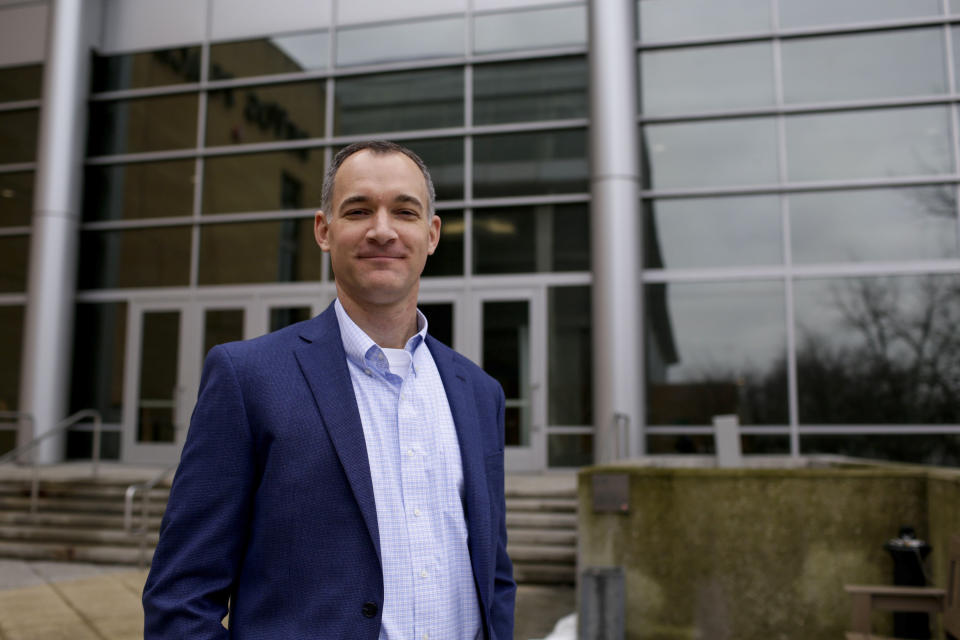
xmin=490 ymin=384 xmax=517 ymax=640
xmin=142 ymin=344 xmax=257 ymax=639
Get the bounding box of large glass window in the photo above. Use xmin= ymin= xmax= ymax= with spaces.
xmin=474 ymin=56 xmax=588 ymax=125
xmin=474 ymin=5 xmax=586 ymax=54
xmin=0 ymin=171 xmax=34 ymax=227
xmin=645 ymin=280 xmax=788 ymax=426
xmin=87 ymin=94 xmax=199 ymax=156
xmin=642 ymin=118 xmax=779 ymax=190
xmin=790 ymin=187 xmax=959 ymax=263
xmin=785 ymin=106 xmax=953 ymax=182
xmin=0 ymin=235 xmax=29 ymax=292
xmin=473 ymin=203 xmax=589 ymax=273
xmin=78 ymin=226 xmax=192 ymax=289
xmin=209 ymin=33 xmax=329 ymax=80
xmin=548 ymin=285 xmax=592 ymax=426
xmin=644 ymin=195 xmax=782 ymax=269
xmin=778 ymin=0 xmax=941 ymax=29
xmin=401 ymin=137 xmax=463 ymax=201
xmin=638 ymin=0 xmax=771 ymax=42
xmin=70 ymin=302 xmax=127 ymax=423
xmin=202 ymin=150 xmax=324 ymax=214
xmin=206 ymin=81 xmax=325 ymax=147
xmin=0 ymin=109 xmax=39 ymax=163
xmin=83 ymin=160 xmax=196 ymax=221
xmin=337 ymin=17 xmax=464 ymax=67
xmin=334 ymin=68 xmax=463 ymax=135
xmin=794 ymin=274 xmax=960 ymax=424
xmin=782 ymin=28 xmax=947 ymax=104
xmin=421 ymin=209 xmax=463 ymax=277
xmin=0 ymin=306 xmax=23 ymax=417
xmin=91 ymin=46 xmax=201 ymax=92
xmin=640 ymin=42 xmax=775 ymax=115
xmin=198 ymin=218 xmax=322 ymax=284
xmin=0 ymin=63 xmax=43 ymax=101
xmin=473 ymin=129 xmax=588 ymax=198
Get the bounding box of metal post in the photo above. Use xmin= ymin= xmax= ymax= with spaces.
xmin=588 ymin=0 xmax=644 ymax=462
xmin=18 ymin=0 xmax=92 ymax=463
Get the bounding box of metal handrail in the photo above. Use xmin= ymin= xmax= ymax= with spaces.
xmin=612 ymin=412 xmax=630 ymax=461
xmin=124 ymin=462 xmax=177 ymax=568
xmin=0 ymin=409 xmax=102 ymax=514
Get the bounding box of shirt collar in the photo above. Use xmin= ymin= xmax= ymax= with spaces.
xmin=334 ymin=298 xmax=428 ymax=374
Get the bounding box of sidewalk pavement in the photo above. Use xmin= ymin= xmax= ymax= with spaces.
xmin=0 ymin=559 xmax=574 ymax=640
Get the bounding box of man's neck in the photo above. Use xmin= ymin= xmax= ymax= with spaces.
xmin=336 ymin=293 xmax=420 ymax=349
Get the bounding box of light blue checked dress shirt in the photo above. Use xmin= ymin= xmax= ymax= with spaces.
xmin=334 ymin=300 xmax=483 ymax=640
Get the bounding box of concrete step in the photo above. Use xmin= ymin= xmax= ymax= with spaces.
xmin=0 ymin=481 xmax=169 ymax=500
xmin=507 ymin=544 xmax=576 ymax=564
xmin=0 ymin=524 xmax=158 ymax=546
xmin=508 ymin=528 xmax=577 ymax=546
xmin=512 ymin=562 xmax=575 ymax=585
xmin=506 ymin=512 xmax=577 ymax=529
xmin=0 ymin=540 xmax=155 ymax=565
xmin=505 ymin=497 xmax=577 ymax=513
xmin=0 ymin=510 xmax=162 ymax=530
xmin=0 ymin=495 xmax=167 ymax=515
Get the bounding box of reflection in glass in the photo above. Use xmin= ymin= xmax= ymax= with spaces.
xmin=548 ymin=286 xmax=592 ymax=426
xmin=137 ymin=311 xmax=179 ymax=443
xmin=0 ymin=172 xmax=34 ymax=227
xmin=83 ymin=160 xmax=195 ymax=222
xmin=473 ymin=203 xmax=589 ymax=273
xmin=643 ymin=118 xmax=778 ymax=189
xmin=206 ymin=81 xmax=325 ymax=147
xmin=0 ymin=306 xmax=23 ymax=418
xmin=270 ymin=306 xmax=312 ymax=332
xmin=198 ymin=218 xmax=322 ymax=284
xmin=70 ymin=302 xmax=126 ymax=423
xmin=645 ymin=280 xmax=787 ymax=425
xmin=644 ymin=196 xmax=781 ymax=269
xmin=791 ymin=187 xmax=959 ymax=263
xmin=87 ymin=94 xmax=198 ymax=155
xmin=422 ymin=210 xmax=463 ymax=277
xmin=0 ymin=63 xmax=43 ymax=101
xmin=640 ymin=42 xmax=774 ymax=115
xmin=785 ymin=106 xmax=952 ymax=182
xmin=337 ymin=17 xmax=464 ymax=67
xmin=0 ymin=109 xmax=39 ymax=163
xmin=202 ymin=150 xmax=323 ymax=214
xmin=204 ymin=309 xmax=244 ymax=365
xmin=92 ymin=46 xmax=201 ymax=92
xmin=647 ymin=434 xmax=790 ymax=455
xmin=795 ymin=275 xmax=960 ymax=424
xmin=548 ymin=434 xmax=593 ymax=467
xmin=638 ymin=0 xmax=771 ymax=42
xmin=474 ymin=56 xmax=587 ymax=125
xmin=483 ymin=300 xmax=530 ymax=447
xmin=78 ymin=227 xmax=192 ymax=289
xmin=473 ymin=129 xmax=588 ymax=198
xmin=419 ymin=302 xmax=453 ymax=348
xmin=782 ymin=28 xmax=947 ymax=104
xmin=778 ymin=0 xmax=940 ymax=29
xmin=334 ymin=68 xmax=463 ymax=135
xmin=210 ymin=33 xmax=328 ymax=80
xmin=802 ymin=434 xmax=960 ymax=467
xmin=474 ymin=5 xmax=586 ymax=54
xmin=0 ymin=235 xmax=29 ymax=293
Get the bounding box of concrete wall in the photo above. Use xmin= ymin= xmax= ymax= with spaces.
xmin=578 ymin=462 xmax=960 ymax=640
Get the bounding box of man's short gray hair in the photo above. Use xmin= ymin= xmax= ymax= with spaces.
xmin=320 ymin=140 xmax=437 ymax=220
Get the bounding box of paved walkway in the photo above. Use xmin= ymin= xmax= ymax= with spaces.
xmin=0 ymin=560 xmax=574 ymax=640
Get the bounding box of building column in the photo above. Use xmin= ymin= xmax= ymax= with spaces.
xmin=18 ymin=0 xmax=92 ymax=462
xmin=588 ymin=0 xmax=644 ymax=462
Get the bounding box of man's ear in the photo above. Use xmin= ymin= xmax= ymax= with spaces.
xmin=427 ymin=214 xmax=441 ymax=255
xmin=314 ymin=210 xmax=330 ymax=251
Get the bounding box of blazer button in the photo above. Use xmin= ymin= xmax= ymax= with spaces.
xmin=362 ymin=601 xmax=378 ymax=618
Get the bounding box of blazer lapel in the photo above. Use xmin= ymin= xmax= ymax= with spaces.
xmin=293 ymin=305 xmax=381 ymax=561
xmin=428 ymin=336 xmax=493 ymax=612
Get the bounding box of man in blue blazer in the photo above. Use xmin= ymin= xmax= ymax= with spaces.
xmin=143 ymin=141 xmax=516 ymax=639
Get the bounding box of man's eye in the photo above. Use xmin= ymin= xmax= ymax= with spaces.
xmin=345 ymin=210 xmax=368 ymax=217
xmin=397 ymin=210 xmax=418 ymax=217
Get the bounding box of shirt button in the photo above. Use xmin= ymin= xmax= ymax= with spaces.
xmin=407 ymin=448 xmax=415 ymax=457
xmin=420 ymin=569 xmax=428 ymax=578
xmin=363 ymin=368 xmax=372 ymax=376
xmin=414 ymin=508 xmax=421 ymax=516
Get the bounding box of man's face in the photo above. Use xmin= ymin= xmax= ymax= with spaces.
xmin=315 ymin=150 xmax=441 ymax=309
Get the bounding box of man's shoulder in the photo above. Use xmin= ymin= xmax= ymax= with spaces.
xmin=209 ymin=309 xmax=334 ymax=363
xmin=425 ymin=336 xmax=501 ymax=392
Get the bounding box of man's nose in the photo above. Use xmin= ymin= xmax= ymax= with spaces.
xmin=366 ymin=209 xmax=398 ymax=243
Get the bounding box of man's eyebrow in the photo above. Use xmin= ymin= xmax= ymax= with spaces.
xmin=394 ymin=194 xmax=424 ymax=209
xmin=336 ymin=193 xmax=424 ymax=211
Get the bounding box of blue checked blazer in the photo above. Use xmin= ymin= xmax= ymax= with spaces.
xmin=143 ymin=302 xmax=516 ymax=639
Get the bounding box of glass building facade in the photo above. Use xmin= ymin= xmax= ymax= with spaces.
xmin=2 ymin=0 xmax=960 ymax=469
